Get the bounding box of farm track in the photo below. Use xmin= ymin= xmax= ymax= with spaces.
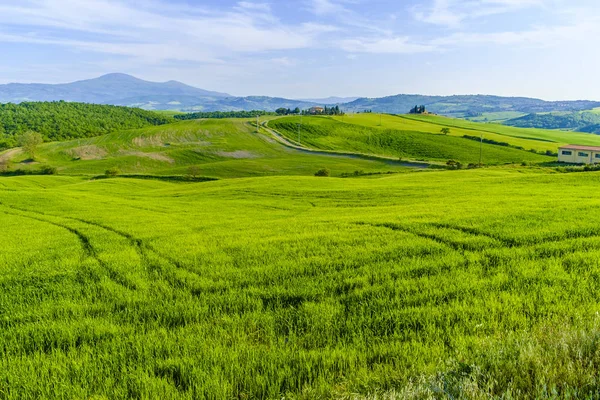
xmin=362 ymin=221 xmax=600 ymax=252
xmin=0 ymin=202 xmax=136 ymax=290
xmin=261 ymin=122 xmax=434 ymax=168
xmin=0 ymin=202 xmax=203 ymax=293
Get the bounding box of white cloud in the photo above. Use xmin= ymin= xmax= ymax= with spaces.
xmin=341 ymin=37 xmax=436 ymax=54
xmin=0 ymin=0 xmax=324 ymax=62
xmin=413 ymin=0 xmax=548 ymax=28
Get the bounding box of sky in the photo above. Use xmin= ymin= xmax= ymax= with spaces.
xmin=0 ymin=0 xmax=599 ymax=100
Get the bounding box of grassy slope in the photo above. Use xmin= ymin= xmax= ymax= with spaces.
xmin=333 ymin=113 xmax=600 ymax=152
xmin=2 ymin=119 xmax=413 ymax=178
xmin=270 ymin=116 xmax=551 ymax=165
xmin=3 ymin=170 xmax=600 ymax=397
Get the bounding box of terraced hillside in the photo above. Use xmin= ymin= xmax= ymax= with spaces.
xmin=3 ymin=170 xmax=600 ymax=398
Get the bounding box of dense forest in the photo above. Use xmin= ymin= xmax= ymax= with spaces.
xmin=0 ymin=102 xmax=173 ymax=149
xmin=174 ymin=110 xmax=276 ymax=120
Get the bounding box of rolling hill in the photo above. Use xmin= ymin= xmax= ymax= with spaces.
xmin=5 ymin=104 xmax=600 ymax=398
xmin=503 ymin=110 xmax=600 ymax=133
xmin=0 ymin=102 xmax=173 ymax=147
xmin=343 ymin=94 xmax=600 ymax=117
xmin=2 ymin=74 xmax=599 ymax=120
xmin=268 ymin=116 xmax=552 ymax=166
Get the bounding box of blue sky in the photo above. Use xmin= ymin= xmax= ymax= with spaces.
xmin=0 ymin=0 xmax=599 ymax=100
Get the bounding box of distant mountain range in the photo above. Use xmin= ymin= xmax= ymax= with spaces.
xmin=1 ymin=74 xmax=599 ymax=122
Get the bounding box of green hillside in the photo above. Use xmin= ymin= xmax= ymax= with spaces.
xmin=1 ymin=118 xmax=414 ymax=178
xmin=269 ymin=116 xmax=552 ymax=165
xmin=504 ymin=110 xmax=600 ymax=133
xmin=0 ymin=102 xmax=173 ymax=147
xmin=336 ymin=113 xmax=600 ymax=152
xmin=3 ymin=170 xmax=600 ymax=397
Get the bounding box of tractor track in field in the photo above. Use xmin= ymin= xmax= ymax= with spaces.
xmin=0 ymin=202 xmax=202 ymax=293
xmin=260 ymin=122 xmax=434 ymax=169
xmin=0 ymin=203 xmax=136 ymax=291
xmin=359 ymin=221 xmax=600 ymax=255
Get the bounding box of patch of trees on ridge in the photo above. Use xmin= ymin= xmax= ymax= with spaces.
xmin=409 ymin=105 xmax=428 ymax=114
xmin=175 ymin=110 xmax=277 ymax=120
xmin=0 ymin=101 xmax=172 ymax=149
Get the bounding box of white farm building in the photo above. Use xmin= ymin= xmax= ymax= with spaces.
xmin=558 ymin=145 xmax=600 ymax=164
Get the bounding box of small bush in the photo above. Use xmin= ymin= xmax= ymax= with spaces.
xmin=188 ymin=165 xmax=201 ymax=178
xmin=467 ymin=163 xmax=479 ymax=169
xmin=105 ymin=167 xmax=121 ymax=177
xmin=39 ymin=165 xmax=57 ymax=175
xmin=314 ymin=168 xmax=330 ymax=177
xmin=446 ymin=160 xmax=463 ymax=170
xmin=0 ymin=159 xmax=10 ymax=173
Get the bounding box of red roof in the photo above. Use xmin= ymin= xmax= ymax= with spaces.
xmin=560 ymin=145 xmax=600 ymax=152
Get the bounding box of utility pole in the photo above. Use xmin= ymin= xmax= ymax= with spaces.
xmin=256 ymin=114 xmax=259 ymax=133
xmin=379 ymin=113 xmax=382 ymax=126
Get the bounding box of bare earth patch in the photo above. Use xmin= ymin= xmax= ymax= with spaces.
xmin=216 ymin=151 xmax=258 ymax=159
xmin=132 ymin=135 xmax=165 ymax=147
xmin=0 ymin=149 xmax=21 ymax=163
xmin=68 ymin=145 xmax=108 ymax=160
xmin=121 ymin=151 xmax=175 ymax=164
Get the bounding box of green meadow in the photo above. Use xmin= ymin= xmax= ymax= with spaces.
xmin=3 ymin=115 xmax=600 ymax=398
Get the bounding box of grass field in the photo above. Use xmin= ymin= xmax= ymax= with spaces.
xmin=3 ymin=170 xmax=600 ymax=398
xmin=465 ymin=111 xmax=527 ymax=123
xmin=270 ymin=116 xmax=552 ymax=165
xmin=5 ymin=115 xmax=600 ymax=397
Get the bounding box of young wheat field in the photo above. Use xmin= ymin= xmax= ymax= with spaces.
xmin=2 ymin=167 xmax=600 ymax=398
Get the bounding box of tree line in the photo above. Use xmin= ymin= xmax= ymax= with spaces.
xmin=175 ymin=111 xmax=277 ymax=120
xmin=0 ymin=101 xmax=172 ymax=149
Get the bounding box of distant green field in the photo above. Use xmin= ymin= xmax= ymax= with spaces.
xmin=3 ymin=170 xmax=600 ymax=397
xmin=403 ymin=113 xmax=600 ymax=147
xmin=1 ymin=119 xmax=412 ymax=179
xmin=270 ymin=116 xmax=551 ymax=165
xmin=465 ymin=111 xmax=527 ymax=122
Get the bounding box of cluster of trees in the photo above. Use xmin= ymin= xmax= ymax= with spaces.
xmin=409 ymin=105 xmax=427 ymax=114
xmin=275 ymin=108 xmax=301 ymax=115
xmin=175 ymin=110 xmax=276 ymax=120
xmin=0 ymin=102 xmax=172 ymax=149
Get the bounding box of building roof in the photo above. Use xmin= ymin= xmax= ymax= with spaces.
xmin=560 ymin=144 xmax=600 ymax=152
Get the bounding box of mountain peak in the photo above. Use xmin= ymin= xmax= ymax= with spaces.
xmin=94 ymin=73 xmax=143 ymax=82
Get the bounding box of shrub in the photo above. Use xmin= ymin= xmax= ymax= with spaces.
xmin=39 ymin=165 xmax=57 ymax=175
xmin=105 ymin=167 xmax=121 ymax=177
xmin=188 ymin=165 xmax=201 ymax=178
xmin=446 ymin=160 xmax=463 ymax=170
xmin=314 ymin=168 xmax=330 ymax=177
xmin=0 ymin=159 xmax=9 ymax=173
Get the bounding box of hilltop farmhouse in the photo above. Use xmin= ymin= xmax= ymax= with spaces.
xmin=308 ymin=106 xmax=324 ymax=115
xmin=558 ymin=145 xmax=600 ymax=164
